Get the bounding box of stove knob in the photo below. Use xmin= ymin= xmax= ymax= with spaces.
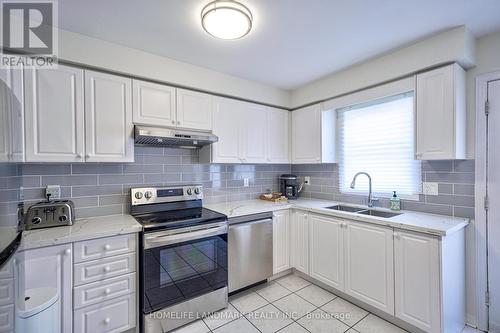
xmin=144 ymin=191 xmax=153 ymax=199
xmin=135 ymin=192 xmax=143 ymax=199
xmin=31 ymin=217 xmax=42 ymax=225
xmin=186 ymin=188 xmax=193 ymax=195
xmin=59 ymin=215 xmax=68 ymax=222
xmin=194 ymin=187 xmax=201 ymax=195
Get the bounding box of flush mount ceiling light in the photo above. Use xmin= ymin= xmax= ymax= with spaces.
xmin=201 ymin=0 xmax=253 ymax=40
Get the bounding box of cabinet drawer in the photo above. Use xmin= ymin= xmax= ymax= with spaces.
xmin=74 ymin=234 xmax=136 ymax=263
xmin=0 ymin=280 xmax=14 ymax=306
xmin=0 ymin=304 xmax=14 ymax=332
xmin=74 ymin=253 xmax=136 ymax=286
xmin=74 ymin=273 xmax=136 ymax=309
xmin=74 ymin=293 xmax=136 ymax=333
xmin=0 ymin=260 xmax=13 ymax=279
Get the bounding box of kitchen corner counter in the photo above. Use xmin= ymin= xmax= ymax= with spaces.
xmin=20 ymin=214 xmax=142 ymax=251
xmin=206 ymin=198 xmax=469 ymax=237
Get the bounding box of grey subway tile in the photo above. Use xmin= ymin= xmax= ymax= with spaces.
xmin=454 ymin=160 xmax=475 ymax=172
xmin=99 ymin=194 xmax=129 ymax=206
xmin=454 ymin=184 xmax=475 ymax=196
xmin=99 ymin=174 xmax=143 ymax=185
xmin=72 ymin=185 xmax=123 ymax=197
xmin=23 ymin=164 xmax=71 ymax=175
xmin=42 ymin=175 xmax=98 ymax=186
xmin=425 ymin=172 xmax=474 ymax=184
xmin=72 ymin=164 xmax=123 ymax=174
xmin=76 ymin=205 xmax=123 ymax=218
xmin=422 ymin=160 xmax=453 ymax=172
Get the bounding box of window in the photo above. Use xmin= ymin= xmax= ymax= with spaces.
xmin=338 ymin=92 xmax=421 ymax=198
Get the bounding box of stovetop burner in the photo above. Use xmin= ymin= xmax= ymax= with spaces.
xmin=134 ymin=207 xmax=226 ymax=231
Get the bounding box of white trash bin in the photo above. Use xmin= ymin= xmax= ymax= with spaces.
xmin=15 ymin=287 xmax=60 ymax=333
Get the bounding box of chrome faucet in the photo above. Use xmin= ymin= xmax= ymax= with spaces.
xmin=350 ymin=172 xmax=377 ymax=207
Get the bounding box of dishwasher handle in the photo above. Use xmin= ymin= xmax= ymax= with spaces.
xmin=229 ymin=218 xmax=272 ymax=228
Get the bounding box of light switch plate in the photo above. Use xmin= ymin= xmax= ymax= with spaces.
xmin=422 ymin=182 xmax=439 ymax=196
xmin=304 ymin=176 xmax=311 ymax=185
xmin=46 ymin=185 xmax=61 ymax=199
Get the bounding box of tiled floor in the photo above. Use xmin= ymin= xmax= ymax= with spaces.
xmin=171 ymin=274 xmax=483 ymax=333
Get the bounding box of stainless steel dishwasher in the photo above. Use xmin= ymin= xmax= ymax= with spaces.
xmin=228 ymin=212 xmax=273 ymax=293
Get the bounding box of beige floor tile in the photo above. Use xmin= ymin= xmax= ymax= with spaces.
xmin=276 ymin=274 xmax=311 ymax=292
xmin=245 ymin=303 xmax=293 ymax=333
xmin=230 ymin=290 xmax=269 ymax=314
xmin=273 ymin=293 xmax=317 ymax=320
xmin=212 ymin=317 xmax=260 ymax=333
xmin=277 ymin=322 xmax=310 ymax=333
xmin=321 ymin=297 xmax=369 ymax=327
xmin=296 ymin=284 xmax=337 ymax=307
xmin=170 ymin=319 xmax=210 ymax=333
xmin=353 ymin=314 xmax=407 ymax=333
xmin=254 ymin=281 xmax=292 ymax=302
xmin=297 ymin=309 xmax=351 ymax=333
xmin=202 ymin=303 xmax=241 ymax=330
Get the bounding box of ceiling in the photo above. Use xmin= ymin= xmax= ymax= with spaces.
xmin=58 ymin=0 xmax=500 ymax=90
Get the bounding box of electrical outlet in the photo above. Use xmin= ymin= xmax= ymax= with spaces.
xmin=304 ymin=176 xmax=311 ymax=185
xmin=422 ymin=182 xmax=439 ymax=196
xmin=243 ymin=178 xmax=249 ymax=187
xmin=19 ymin=187 xmax=24 ymax=201
xmin=46 ymin=185 xmax=61 ymax=199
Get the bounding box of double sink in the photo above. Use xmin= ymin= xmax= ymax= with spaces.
xmin=325 ymin=204 xmax=402 ymax=218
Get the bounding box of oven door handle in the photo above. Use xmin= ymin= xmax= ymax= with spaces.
xmin=144 ymin=224 xmax=227 ymax=249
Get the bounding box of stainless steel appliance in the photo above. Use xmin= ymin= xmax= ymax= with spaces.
xmin=228 ymin=212 xmax=273 ymax=293
xmin=279 ymin=174 xmax=303 ymax=200
xmin=134 ymin=125 xmax=218 ymax=148
xmin=24 ymin=200 xmax=75 ymax=230
xmin=131 ymin=185 xmax=228 ymax=333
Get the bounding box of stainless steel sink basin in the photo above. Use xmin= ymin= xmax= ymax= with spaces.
xmin=357 ymin=210 xmax=401 ymax=218
xmin=325 ymin=205 xmax=365 ymax=213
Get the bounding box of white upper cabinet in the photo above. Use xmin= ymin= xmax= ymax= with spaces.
xmin=416 ymin=64 xmax=466 ymax=160
xmin=0 ymin=71 xmax=10 ymax=162
xmin=0 ymin=67 xmax=24 ymax=162
xmin=241 ymin=102 xmax=268 ymax=163
xmin=309 ymin=214 xmax=345 ymax=291
xmin=85 ymin=70 xmax=134 ymax=163
xmin=273 ymin=210 xmax=291 ymax=274
xmin=132 ymin=79 xmax=176 ymax=127
xmin=291 ymin=104 xmax=321 ymax=164
xmin=268 ymin=107 xmax=290 ymax=164
xmin=344 ymin=220 xmax=394 ymax=315
xmin=176 ymin=88 xmax=213 ymax=131
xmin=24 ymin=65 xmax=85 ymax=162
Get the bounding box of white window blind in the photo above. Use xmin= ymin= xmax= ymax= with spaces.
xmin=338 ymin=92 xmax=421 ymax=198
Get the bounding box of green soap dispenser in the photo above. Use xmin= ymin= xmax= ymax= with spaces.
xmin=390 ymin=191 xmax=401 ymax=211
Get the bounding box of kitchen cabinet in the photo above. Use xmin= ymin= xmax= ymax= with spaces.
xmin=416 ymin=63 xmax=466 ymax=160
xmin=344 ymin=220 xmax=394 ymax=315
xmin=16 ymin=243 xmax=73 ymax=333
xmin=85 ymin=70 xmax=134 ymax=162
xmin=24 ymin=64 xmax=85 ymax=162
xmin=267 ymin=107 xmax=290 ymax=164
xmin=394 ymin=230 xmax=440 ymax=333
xmin=176 ymin=88 xmax=213 ymax=131
xmin=291 ymin=104 xmax=321 ymax=164
xmin=132 ymin=79 xmax=176 ymax=127
xmin=273 ymin=210 xmax=290 ymax=274
xmin=0 ymin=67 xmax=24 ymax=162
xmin=290 ymin=210 xmax=309 ymax=274
xmin=309 ymin=214 xmax=344 ymax=290
xmin=242 ymin=102 xmax=268 ymax=163
xmin=0 ymin=73 xmax=9 ymax=162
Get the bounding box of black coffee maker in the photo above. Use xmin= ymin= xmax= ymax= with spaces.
xmin=279 ymin=174 xmax=303 ymax=200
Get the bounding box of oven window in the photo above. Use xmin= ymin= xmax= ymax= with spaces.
xmin=143 ymin=234 xmax=228 ymax=313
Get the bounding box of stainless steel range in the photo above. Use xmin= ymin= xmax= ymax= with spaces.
xmin=131 ymin=185 xmax=228 ymax=333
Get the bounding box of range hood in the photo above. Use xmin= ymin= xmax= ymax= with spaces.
xmin=134 ymin=126 xmax=218 ymax=149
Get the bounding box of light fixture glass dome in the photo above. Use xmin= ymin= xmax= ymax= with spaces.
xmin=201 ymin=1 xmax=253 ymax=40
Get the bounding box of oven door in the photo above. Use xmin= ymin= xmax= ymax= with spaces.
xmin=141 ymin=221 xmax=228 ymax=315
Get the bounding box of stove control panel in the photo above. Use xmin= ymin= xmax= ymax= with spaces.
xmin=131 ymin=185 xmax=203 ymax=205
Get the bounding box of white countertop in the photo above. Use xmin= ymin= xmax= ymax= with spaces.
xmin=206 ymin=198 xmax=469 ymax=237
xmin=20 ymin=214 xmax=142 ymax=251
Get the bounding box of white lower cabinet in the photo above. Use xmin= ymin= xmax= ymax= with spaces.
xmin=290 ymin=210 xmax=309 ymax=274
xmin=273 ymin=210 xmax=290 ymax=274
xmin=309 ymin=214 xmax=345 ymax=291
xmin=394 ymin=230 xmax=441 ymax=333
xmin=344 ymin=220 xmax=394 ymax=315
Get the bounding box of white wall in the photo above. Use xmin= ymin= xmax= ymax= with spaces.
xmin=58 ymin=29 xmax=291 ymax=108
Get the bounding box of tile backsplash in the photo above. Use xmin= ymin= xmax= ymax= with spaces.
xmin=18 ymin=147 xmax=290 ymax=219
xmin=292 ymin=160 xmax=475 ymax=219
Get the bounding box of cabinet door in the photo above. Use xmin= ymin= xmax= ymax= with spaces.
xmin=16 ymin=244 xmax=73 ymax=333
xmin=344 ymin=220 xmax=394 ymax=314
xmin=132 ymin=79 xmax=176 ymax=127
xmin=24 ymin=65 xmax=85 ymax=162
xmin=85 ymin=70 xmax=134 ymax=162
xmin=291 ymin=104 xmax=321 ymax=164
xmin=394 ymin=230 xmax=441 ymax=333
xmin=291 ymin=211 xmax=309 ymax=274
xmin=268 ymin=107 xmax=290 ymax=164
xmin=416 ymin=64 xmax=464 ymax=160
xmin=176 ymin=88 xmax=213 ymax=131
xmin=7 ymin=68 xmax=24 ymax=162
xmin=241 ymin=102 xmax=268 ymax=163
xmin=0 ymin=70 xmax=10 ymax=162
xmin=211 ymin=97 xmax=242 ymax=163
xmin=273 ymin=210 xmax=290 ymax=274
xmin=309 ymin=214 xmax=345 ymax=291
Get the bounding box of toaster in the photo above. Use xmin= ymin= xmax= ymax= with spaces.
xmin=24 ymin=200 xmax=75 ymax=230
